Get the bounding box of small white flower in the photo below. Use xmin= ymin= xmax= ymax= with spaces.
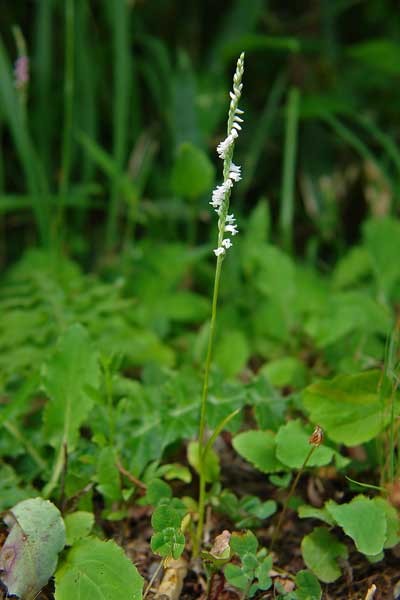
xmin=221 ymin=238 xmax=232 ymax=249
xmin=214 ymin=247 xmax=225 ymax=257
xmin=216 ymin=129 xmax=239 ymax=159
xmin=226 ymin=214 xmax=236 ymax=224
xmin=229 ymin=163 xmax=241 ymax=182
xmin=225 ymin=224 xmax=238 ymax=236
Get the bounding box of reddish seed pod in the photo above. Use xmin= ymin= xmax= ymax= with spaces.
xmin=309 ymin=425 xmax=323 ymax=447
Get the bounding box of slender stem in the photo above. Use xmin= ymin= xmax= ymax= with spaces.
xmin=104 ymin=363 xmax=115 ymax=446
xmin=43 ymin=437 xmax=67 ymax=499
xmin=143 ymin=560 xmax=164 ymax=599
xmin=194 ymin=255 xmax=223 ymax=556
xmin=4 ymin=421 xmax=46 ymax=471
xmin=270 ymin=445 xmax=316 ymax=551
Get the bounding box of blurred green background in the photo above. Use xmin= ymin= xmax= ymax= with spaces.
xmin=2 ymin=0 xmax=400 ymax=265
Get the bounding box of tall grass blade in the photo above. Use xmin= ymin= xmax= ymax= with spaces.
xmin=106 ymin=0 xmax=132 ymax=251
xmin=0 ymin=38 xmax=50 ymax=245
xmin=33 ymin=0 xmax=54 ymax=181
xmin=241 ymin=72 xmax=286 ymax=198
xmin=59 ymin=0 xmax=75 ymax=200
xmin=280 ymin=86 xmax=300 ymax=252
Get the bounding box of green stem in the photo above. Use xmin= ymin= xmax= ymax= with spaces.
xmin=270 ymin=445 xmax=316 ymax=551
xmin=4 ymin=421 xmax=46 ymax=471
xmin=42 ymin=437 xmax=67 ymax=498
xmin=194 ymin=255 xmax=223 ymax=556
xmin=143 ymin=560 xmax=164 ymax=599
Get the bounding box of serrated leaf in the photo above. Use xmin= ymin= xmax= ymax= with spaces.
xmin=233 ymin=430 xmax=285 ymax=474
xmin=43 ymin=324 xmax=100 ymax=450
xmin=55 ymin=537 xmax=143 ymax=600
xmin=0 ymin=498 xmax=66 ymax=600
xmin=301 ymin=527 xmax=348 ymax=583
xmin=64 ymin=511 xmax=94 ymax=546
xmin=276 ymin=420 xmax=334 ymax=469
xmin=96 ymin=447 xmax=121 ymax=501
xmin=302 ymin=370 xmax=397 ymax=445
xmin=326 ymin=496 xmax=387 ymax=556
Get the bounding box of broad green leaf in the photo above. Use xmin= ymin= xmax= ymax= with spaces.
xmin=170 ymin=142 xmax=215 ymax=198
xmin=214 ymin=329 xmax=250 ymax=378
xmin=43 ymin=324 xmax=100 ymax=450
xmin=304 ymin=292 xmax=391 ymax=349
xmin=163 ymin=463 xmax=192 ymax=483
xmin=326 ymin=496 xmax=387 ymax=556
xmin=363 ymin=217 xmax=400 ymax=297
xmin=144 ymin=479 xmax=172 ymax=506
xmin=230 ymin=530 xmax=258 ymax=557
xmin=301 ymin=527 xmax=348 ymax=583
xmin=302 ymin=370 xmax=397 ymax=445
xmin=0 ymin=498 xmax=66 ymax=600
xmin=332 ymin=246 xmax=371 ymax=289
xmin=261 ymin=356 xmax=308 ymax=389
xmin=295 ymin=570 xmax=322 ymax=600
xmin=64 ymin=511 xmax=95 ymax=546
xmin=276 ymin=420 xmax=334 ymax=469
xmin=233 ymin=430 xmax=285 ymax=474
xmin=187 ymin=441 xmax=220 ymax=483
xmin=55 ymin=537 xmax=143 ymax=600
xmin=374 ymin=497 xmax=400 ymax=549
xmin=298 ymin=505 xmax=335 ymax=526
xmin=96 ymin=447 xmax=121 ymax=501
xmin=348 ymin=40 xmax=400 ymax=76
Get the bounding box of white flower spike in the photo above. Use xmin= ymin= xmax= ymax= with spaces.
xmin=209 ymin=52 xmax=244 ymax=259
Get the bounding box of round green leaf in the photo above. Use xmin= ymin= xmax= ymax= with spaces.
xmin=170 ymin=142 xmax=215 ymax=198
xmin=302 ymin=371 xmax=397 ymax=445
xmin=55 ymin=537 xmax=143 ymax=600
xmin=276 ymin=420 xmax=334 ymax=469
xmin=326 ymin=496 xmax=387 ymax=556
xmin=301 ymin=527 xmax=348 ymax=583
xmin=233 ymin=430 xmax=285 ymax=474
